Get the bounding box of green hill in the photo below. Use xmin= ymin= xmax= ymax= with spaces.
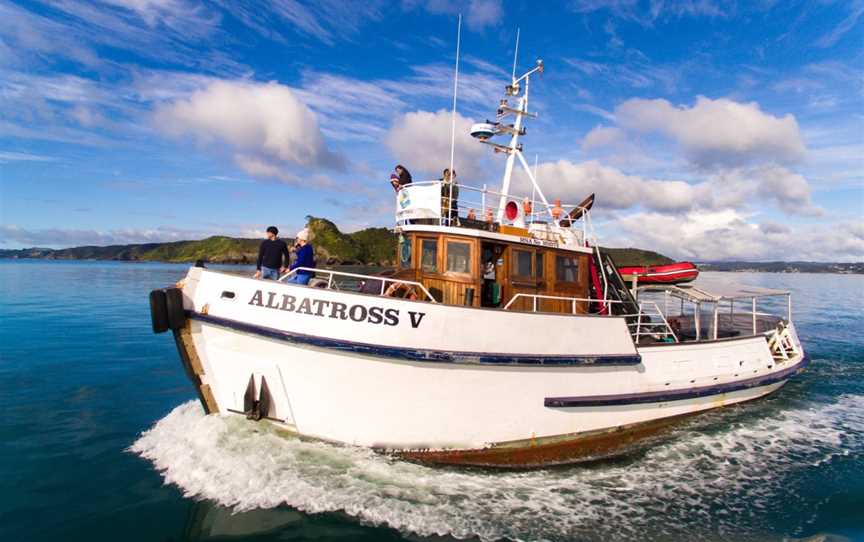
xmin=0 ymin=218 xmax=398 ymax=265
xmin=600 ymin=247 xmax=674 ymax=267
xmin=307 ymin=217 xmax=395 ymax=265
xmin=0 ymin=220 xmax=680 ymax=268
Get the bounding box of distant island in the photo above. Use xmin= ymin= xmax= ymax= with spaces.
xmin=1 ymin=216 xmax=860 ymax=273
xmin=697 ymin=261 xmax=863 ymax=274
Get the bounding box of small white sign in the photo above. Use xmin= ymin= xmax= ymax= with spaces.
xmin=396 ymin=185 xmax=441 ymax=220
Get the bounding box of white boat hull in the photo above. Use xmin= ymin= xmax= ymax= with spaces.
xmin=171 ymin=268 xmax=807 ymax=467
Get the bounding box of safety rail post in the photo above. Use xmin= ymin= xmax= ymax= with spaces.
xmin=752 ymin=298 xmax=757 ymax=335
xmin=533 ymin=296 xmax=537 ymax=312
xmin=635 ymin=303 xmax=643 ymax=344
xmin=787 ymin=294 xmax=792 ymax=323
xmin=713 ymin=303 xmax=719 ymax=340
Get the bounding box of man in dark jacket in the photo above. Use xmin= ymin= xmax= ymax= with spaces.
xmin=254 ymin=226 xmax=290 ymax=280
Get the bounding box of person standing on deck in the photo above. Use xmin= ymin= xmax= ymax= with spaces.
xmin=391 ymin=164 xmax=412 ymax=190
xmin=287 ymin=228 xmax=316 ymax=285
xmin=441 ymin=168 xmax=459 ymax=225
xmin=255 ymin=226 xmax=290 ymax=280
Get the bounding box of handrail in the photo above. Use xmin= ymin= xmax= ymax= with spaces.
xmin=395 ymin=180 xmax=593 ymax=232
xmin=279 ymin=267 xmax=439 ymax=303
xmin=503 ymin=293 xmax=624 ymax=313
xmin=504 ymin=293 xmax=677 ymax=343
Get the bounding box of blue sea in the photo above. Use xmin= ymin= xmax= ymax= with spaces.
xmin=1 ymin=260 xmax=862 ymax=542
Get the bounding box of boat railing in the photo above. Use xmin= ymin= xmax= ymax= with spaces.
xmin=279 ymin=267 xmax=439 ymax=303
xmin=503 ymin=294 xmax=678 ymax=344
xmin=395 ymin=180 xmax=595 ymax=243
xmin=620 ymin=301 xmax=679 ymax=344
xmin=503 ymin=293 xmax=593 ymax=313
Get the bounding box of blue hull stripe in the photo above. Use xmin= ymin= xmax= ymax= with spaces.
xmin=187 ymin=312 xmax=642 ymax=367
xmin=545 ymin=354 xmax=809 ymax=407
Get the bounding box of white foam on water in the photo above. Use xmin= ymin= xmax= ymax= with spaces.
xmin=131 ymin=395 xmax=864 ymax=541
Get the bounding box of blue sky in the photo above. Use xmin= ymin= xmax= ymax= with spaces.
xmin=0 ymin=0 xmax=862 ymax=260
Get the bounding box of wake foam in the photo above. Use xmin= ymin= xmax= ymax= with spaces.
xmin=131 ymin=395 xmax=864 ymax=541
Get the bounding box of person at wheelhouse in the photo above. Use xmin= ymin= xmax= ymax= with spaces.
xmin=440 ymin=168 xmax=459 ymax=226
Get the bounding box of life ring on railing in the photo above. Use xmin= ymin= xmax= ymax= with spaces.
xmin=384 ymin=283 xmax=418 ymax=300
xmin=308 ymin=278 xmax=329 ymax=288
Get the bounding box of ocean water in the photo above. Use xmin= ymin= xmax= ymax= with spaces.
xmin=1 ymin=260 xmax=862 ymax=542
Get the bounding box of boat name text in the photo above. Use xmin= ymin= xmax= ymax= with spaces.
xmin=248 ymin=290 xmax=426 ymax=328
xmin=519 ymin=237 xmax=559 ymax=248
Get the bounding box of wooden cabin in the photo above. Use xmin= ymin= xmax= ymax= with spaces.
xmin=391 ymin=223 xmax=594 ymax=314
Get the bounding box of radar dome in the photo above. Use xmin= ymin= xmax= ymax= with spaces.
xmin=470 ymin=122 xmax=497 ymax=141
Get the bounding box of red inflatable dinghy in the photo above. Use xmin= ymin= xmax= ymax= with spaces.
xmin=617 ymin=261 xmax=699 ymax=285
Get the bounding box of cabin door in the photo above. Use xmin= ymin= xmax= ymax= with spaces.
xmin=480 ymin=243 xmax=506 ymax=307
xmin=507 ymin=247 xmax=545 ymax=311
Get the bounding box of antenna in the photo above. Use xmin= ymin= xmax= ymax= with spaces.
xmin=531 ymin=153 xmax=538 ymax=225
xmin=511 ymin=28 xmax=520 ymax=82
xmin=448 ymin=14 xmax=462 ymax=184
xmin=445 ymin=14 xmax=462 ymax=227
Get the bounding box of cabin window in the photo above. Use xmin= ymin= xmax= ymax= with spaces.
xmin=513 ymin=249 xmax=533 ymax=278
xmin=420 ymin=239 xmax=438 ymax=273
xmin=446 ymin=241 xmax=471 ymax=274
xmin=398 ymin=235 xmax=411 ymax=268
xmin=535 ymin=252 xmax=544 ymax=278
xmin=556 ymin=255 xmax=579 ymax=282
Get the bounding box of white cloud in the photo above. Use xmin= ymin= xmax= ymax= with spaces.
xmin=563 ymin=57 xmax=679 ymax=93
xmin=154 ymin=80 xmax=345 ymax=180
xmin=100 ymin=0 xmax=219 ymax=32
xmin=406 ymin=0 xmax=503 ymax=30
xmin=385 ymin=109 xmax=486 ymax=177
xmin=519 ymin=159 xmax=696 ymax=213
xmin=608 ymin=211 xmax=863 ymax=262
xmin=0 ymin=224 xmax=208 ymax=247
xmin=466 ymin=0 xmax=503 ymax=30
xmin=218 ymin=0 xmax=383 ymax=45
xmin=814 ymin=0 xmax=864 ymax=48
xmin=612 ymin=96 xmax=806 ymax=168
xmin=582 ymin=126 xmax=626 ymax=151
xmin=513 ymin=160 xmax=819 ymax=216
xmin=570 ymin=0 xmax=728 ymax=26
xmin=0 ymin=151 xmax=55 ymax=162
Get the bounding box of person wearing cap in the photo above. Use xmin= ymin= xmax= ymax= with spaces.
xmin=286 ymin=228 xmax=316 ymax=285
xmin=254 ymin=226 xmax=290 ymax=280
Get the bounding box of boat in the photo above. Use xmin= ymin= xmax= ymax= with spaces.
xmin=618 ymin=261 xmax=700 ymax=285
xmin=148 ymin=56 xmax=807 ymax=468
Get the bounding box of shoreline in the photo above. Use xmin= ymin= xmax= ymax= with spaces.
xmin=1 ymin=257 xmax=860 ymax=275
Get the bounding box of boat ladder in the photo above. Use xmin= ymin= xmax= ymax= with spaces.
xmin=767 ymin=323 xmax=797 ymax=362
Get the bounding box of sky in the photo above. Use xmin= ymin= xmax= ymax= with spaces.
xmin=0 ymin=0 xmax=862 ymax=261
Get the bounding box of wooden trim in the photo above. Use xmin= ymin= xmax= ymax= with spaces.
xmin=173 ymin=322 xmax=220 ymax=414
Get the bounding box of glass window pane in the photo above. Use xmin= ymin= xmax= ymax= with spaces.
xmin=556 ymin=255 xmax=579 ymax=282
xmin=446 ymin=242 xmax=470 ymax=273
xmin=421 ymin=239 xmax=438 ymax=272
xmin=514 ymin=250 xmax=532 ymax=277
xmin=399 ymin=236 xmax=411 ymax=268
xmin=535 ymin=252 xmax=544 ymax=278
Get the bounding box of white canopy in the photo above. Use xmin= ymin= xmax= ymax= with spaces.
xmin=638 ymin=283 xmax=790 ymax=303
